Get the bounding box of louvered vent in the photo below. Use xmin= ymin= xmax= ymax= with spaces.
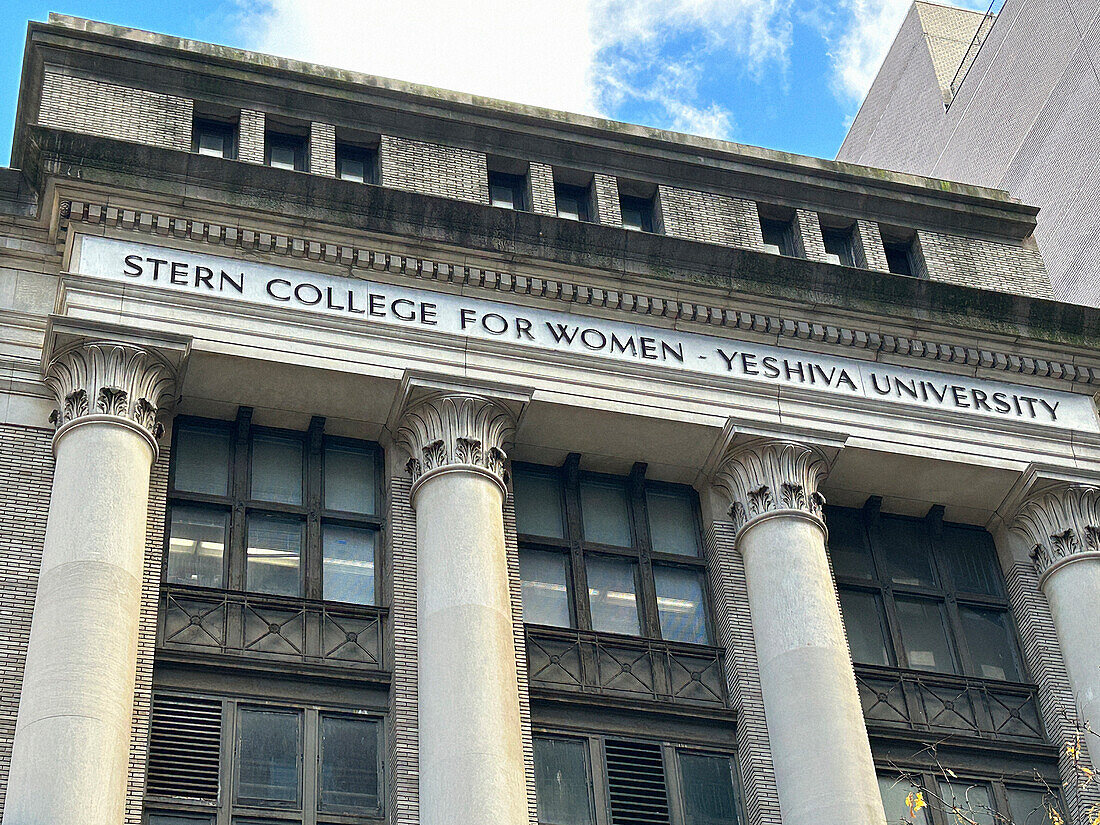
xmin=605 ymin=739 xmax=671 ymax=825
xmin=147 ymin=693 xmax=222 ymax=800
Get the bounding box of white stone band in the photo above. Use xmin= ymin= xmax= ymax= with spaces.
xmin=409 ymin=462 xmax=509 ymax=507
xmin=736 ymin=507 xmax=829 ymax=547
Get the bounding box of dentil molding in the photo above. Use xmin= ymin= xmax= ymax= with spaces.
xmin=713 ymin=438 xmax=830 ymax=538
xmin=395 ymin=391 xmax=518 ymax=496
xmin=1013 ymin=484 xmax=1100 ymax=583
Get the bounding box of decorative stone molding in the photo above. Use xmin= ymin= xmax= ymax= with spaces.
xmin=44 ymin=340 xmax=178 ymax=442
xmin=713 ymin=438 xmax=830 ymax=538
xmin=1013 ymin=484 xmax=1100 ymax=582
xmin=395 ymin=392 xmax=517 ymax=496
xmin=58 ymin=198 xmax=1100 ymax=386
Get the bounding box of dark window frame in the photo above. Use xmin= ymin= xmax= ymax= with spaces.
xmin=335 ymin=142 xmax=379 ymax=184
xmin=821 ymin=224 xmax=856 ymax=267
xmin=165 ymin=408 xmax=384 ymax=605
xmin=488 ymin=170 xmax=529 ymax=211
xmin=265 ymin=131 xmax=307 ymax=172
xmin=883 ymin=237 xmax=919 ymax=276
xmin=533 ymin=730 xmax=744 ymax=825
xmin=515 ymin=456 xmax=714 ymax=645
xmin=554 ymin=182 xmax=593 ymax=222
xmin=192 ymin=118 xmax=237 ymax=160
xmin=760 ymin=216 xmax=796 ymax=256
xmin=145 ymin=691 xmax=385 ymax=825
xmin=620 ymin=193 xmax=656 ymax=232
xmin=829 ymin=500 xmax=1026 ymax=683
xmin=877 ymin=767 xmax=1064 ymax=825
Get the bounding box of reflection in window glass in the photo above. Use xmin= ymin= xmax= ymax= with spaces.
xmin=838 ymin=588 xmax=892 ymax=666
xmin=519 ymin=549 xmax=571 ymax=627
xmin=680 ymin=753 xmax=739 ymax=825
xmin=251 ymin=435 xmax=303 ymax=505
xmin=324 ymin=444 xmax=376 ymax=514
xmin=246 ymin=516 xmax=303 ymax=597
xmin=647 ymin=489 xmax=699 ymax=556
xmin=167 ymin=506 xmax=227 ymax=588
xmin=534 ymin=737 xmax=594 ymax=825
xmin=826 ymin=507 xmax=874 ymax=579
xmin=878 ymin=774 xmax=930 ymax=824
xmin=938 ymin=781 xmax=995 ymax=825
xmin=513 ymin=468 xmax=565 ymax=539
xmin=237 ymin=708 xmax=300 ymax=803
xmin=960 ymin=606 xmax=1020 ymax=681
xmin=941 ymin=526 xmax=1003 ymax=596
xmin=587 ymin=556 xmax=640 ymax=635
xmin=580 ymin=479 xmax=632 ymax=547
xmin=654 ymin=566 xmax=708 ymax=644
xmin=878 ymin=516 xmax=936 ymax=587
xmin=1006 ymin=788 xmax=1057 ymax=825
xmin=174 ymin=425 xmax=230 ymax=495
xmin=319 ymin=715 xmax=380 ymax=812
xmin=322 ymin=526 xmax=376 ymax=605
xmin=897 ymin=597 xmax=956 ymax=673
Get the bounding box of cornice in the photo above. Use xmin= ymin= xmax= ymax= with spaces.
xmin=57 ymin=197 xmax=1100 ymax=389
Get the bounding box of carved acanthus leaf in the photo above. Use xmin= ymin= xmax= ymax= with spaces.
xmin=1013 ymin=484 xmax=1100 ymax=579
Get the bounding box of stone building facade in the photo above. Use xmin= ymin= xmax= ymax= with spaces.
xmin=0 ymin=12 xmax=1099 ymax=825
xmin=838 ymin=0 xmax=1100 ymax=308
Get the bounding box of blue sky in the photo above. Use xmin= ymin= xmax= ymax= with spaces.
xmin=0 ymin=0 xmax=983 ymax=165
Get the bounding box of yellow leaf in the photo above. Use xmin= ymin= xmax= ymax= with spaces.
xmin=906 ymin=791 xmax=927 ymax=817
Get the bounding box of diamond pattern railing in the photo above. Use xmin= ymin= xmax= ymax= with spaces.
xmin=855 ymin=664 xmax=1045 ymax=744
xmin=159 ymin=584 xmax=385 ymax=671
xmin=525 ymin=625 xmax=727 ymax=708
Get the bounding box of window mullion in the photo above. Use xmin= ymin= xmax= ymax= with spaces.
xmin=564 ymin=454 xmax=592 ymax=631
xmin=304 ymin=416 xmax=325 ymax=601
xmin=227 ymin=406 xmax=252 ymax=592
xmin=629 ymin=463 xmax=661 ymax=639
xmin=927 ymin=507 xmax=973 ymax=676
xmin=303 ymin=708 xmax=318 ymax=825
xmin=589 ymin=736 xmax=611 ymax=825
xmin=866 ymin=503 xmax=908 ymax=666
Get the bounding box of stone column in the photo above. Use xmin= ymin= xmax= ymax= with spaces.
xmin=396 ymin=392 xmax=527 ymax=825
xmin=1013 ymin=484 xmax=1100 ymax=737
xmin=714 ymin=439 xmax=882 ymax=825
xmin=4 ymin=339 xmax=179 ymax=825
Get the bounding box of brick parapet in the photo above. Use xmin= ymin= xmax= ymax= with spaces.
xmin=310 ymin=121 xmax=336 ymax=177
xmin=528 ymin=162 xmax=556 ymax=216
xmin=656 ymin=185 xmax=765 ymax=250
xmin=592 ymin=173 xmax=622 ymax=226
xmin=855 ymin=220 xmax=890 ymax=272
xmin=918 ymin=229 xmax=1053 ymax=300
xmin=380 ymin=135 xmax=488 ymax=204
xmin=794 ymin=209 xmax=829 ymax=262
xmin=238 ymin=109 xmax=265 ymax=165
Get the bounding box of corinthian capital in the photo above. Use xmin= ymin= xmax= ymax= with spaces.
xmin=713 ymin=438 xmax=830 ymax=536
xmin=44 ymin=340 xmax=179 ymax=440
xmin=1013 ymin=484 xmax=1100 ymax=582
xmin=395 ymin=392 xmax=517 ymax=494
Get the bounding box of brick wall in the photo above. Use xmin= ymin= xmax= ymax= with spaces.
xmin=0 ymin=425 xmax=53 ymax=811
xmin=794 ymin=209 xmax=828 ymax=262
xmin=388 ymin=471 xmax=419 ymax=825
xmin=705 ymin=518 xmax=782 ymax=825
xmin=854 ymin=220 xmax=890 ymax=272
xmin=592 ymin=174 xmax=622 ymax=226
xmin=310 ymin=122 xmax=336 ymax=177
xmin=528 ymin=162 xmax=556 ymax=216
xmin=655 ymin=185 xmax=765 ymax=250
xmin=917 ymin=230 xmax=1053 ymax=299
xmin=379 ymin=135 xmax=488 ymax=204
xmin=38 ymin=70 xmax=193 ymax=151
xmin=238 ymin=110 xmax=265 ymax=165
xmin=125 ymin=446 xmax=169 ymax=824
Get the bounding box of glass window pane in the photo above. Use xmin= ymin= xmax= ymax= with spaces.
xmin=838 ymin=588 xmax=892 ymax=666
xmin=647 ymin=488 xmax=700 ymax=556
xmin=251 ymin=434 xmax=303 ymax=504
xmin=519 ymin=549 xmax=571 ymax=627
xmin=324 ymin=443 xmax=376 ymax=514
xmin=896 ymin=597 xmax=956 ymax=673
xmin=237 ymin=708 xmax=299 ymax=803
xmin=941 ymin=525 xmax=1003 ymax=596
xmin=338 ymin=156 xmax=366 ymax=183
xmin=173 ymin=425 xmax=230 ymax=495
xmin=878 ymin=774 xmax=930 ymax=825
xmin=149 ymin=815 xmax=214 ymax=825
xmin=534 ymin=737 xmax=594 ymax=825
xmin=680 ymin=753 xmax=739 ymax=825
xmin=320 ymin=715 xmax=380 ymax=812
xmin=197 ymin=130 xmax=225 ymax=157
xmin=512 ymin=468 xmax=565 ymax=539
xmin=822 ymin=228 xmax=855 ymax=267
xmin=246 ymin=516 xmax=302 ymax=597
xmin=938 ymin=781 xmax=995 ymax=825
xmin=960 ymin=606 xmax=1020 ymax=681
xmin=323 ymin=526 xmax=376 ymax=605
xmin=269 ymin=143 xmax=297 ymax=170
xmin=167 ymin=506 xmax=227 ymax=588
xmin=491 ymin=182 xmax=515 ymax=209
xmin=826 ymin=507 xmax=874 ymax=579
xmin=587 ymin=556 xmax=640 ymax=635
xmin=1007 ymin=788 xmax=1059 ymax=825
xmin=580 ymin=479 xmax=632 ymax=547
xmin=878 ymin=516 xmax=936 ymax=587
xmin=654 ymin=566 xmax=708 ymax=644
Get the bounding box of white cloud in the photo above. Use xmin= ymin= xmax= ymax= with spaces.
xmin=234 ymin=0 xmax=794 ymax=141
xmin=825 ymin=0 xmax=914 ymax=104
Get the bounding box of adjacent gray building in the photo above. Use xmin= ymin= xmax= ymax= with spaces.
xmin=838 ymin=0 xmax=1100 ymax=307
